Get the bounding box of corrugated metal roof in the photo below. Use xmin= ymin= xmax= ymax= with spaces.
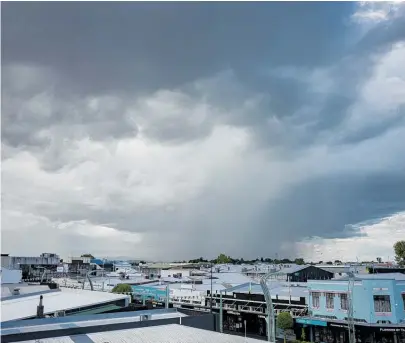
xmin=211 ymin=272 xmax=253 ymax=285
xmin=274 ymin=265 xmax=311 ymax=275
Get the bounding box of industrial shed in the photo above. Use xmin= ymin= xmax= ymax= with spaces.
xmin=269 ymin=265 xmax=334 ymax=282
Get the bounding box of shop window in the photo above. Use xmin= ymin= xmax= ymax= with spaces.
xmin=312 ymin=292 xmax=320 ymax=308
xmin=373 ymin=295 xmax=391 ymax=312
xmin=340 ymin=293 xmax=348 ymax=310
xmin=326 ymin=293 xmax=334 ymax=309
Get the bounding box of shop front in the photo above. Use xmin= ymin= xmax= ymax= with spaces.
xmin=296 ymin=318 xmax=405 ymax=343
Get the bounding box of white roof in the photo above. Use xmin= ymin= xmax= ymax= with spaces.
xmin=18 ymin=324 xmax=265 ymax=343
xmin=1 ymin=288 xmax=130 ymax=322
xmin=2 ymin=311 xmax=187 ymax=335
xmin=1 ymin=284 xmax=51 ymax=298
xmin=211 ymin=272 xmax=253 ymax=286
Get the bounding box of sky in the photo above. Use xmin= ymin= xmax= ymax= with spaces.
xmin=1 ymin=2 xmax=405 ymax=262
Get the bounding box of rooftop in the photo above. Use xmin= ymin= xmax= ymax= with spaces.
xmin=1 ymin=288 xmax=130 ymax=322
xmin=1 ymin=309 xmax=187 ymax=334
xmin=1 ymin=284 xmax=51 ymax=298
xmin=11 ymin=324 xmax=264 ymax=343
xmin=334 ymin=272 xmax=405 ymax=281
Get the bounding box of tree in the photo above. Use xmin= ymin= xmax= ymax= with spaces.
xmin=81 ymin=254 xmax=94 ymax=259
xmin=394 ymin=241 xmax=405 ymax=267
xmin=188 ymin=257 xmax=208 ymax=263
xmin=294 ymin=258 xmax=305 ymax=265
xmin=216 ymin=253 xmax=231 ymax=264
xmin=277 ymin=312 xmax=294 ymax=343
xmin=112 ymin=284 xmax=132 ymax=294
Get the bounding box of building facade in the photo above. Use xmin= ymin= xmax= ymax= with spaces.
xmin=296 ymin=274 xmax=405 ymax=343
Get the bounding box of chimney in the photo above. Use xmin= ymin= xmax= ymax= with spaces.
xmin=37 ymin=295 xmax=44 ymax=318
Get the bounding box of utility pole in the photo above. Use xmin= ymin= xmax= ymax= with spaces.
xmin=210 ymin=262 xmax=213 ymax=313
xmin=347 ymin=271 xmax=355 ymax=343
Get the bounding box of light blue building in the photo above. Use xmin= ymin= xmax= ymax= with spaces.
xmin=295 ymin=273 xmax=405 ymax=343
xmin=308 ymin=273 xmax=405 ymax=324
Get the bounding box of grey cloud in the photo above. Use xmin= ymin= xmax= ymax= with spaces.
xmin=2 ymin=2 xmax=352 ymax=94
xmin=2 ymin=2 xmax=405 ymax=259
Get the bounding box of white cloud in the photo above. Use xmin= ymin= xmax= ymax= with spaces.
xmin=1 ymin=210 xmax=143 ymax=258
xmin=343 ymin=42 xmax=405 ymax=132
xmin=296 ymin=211 xmax=405 ymax=262
xmin=351 ymin=1 xmax=404 ymax=24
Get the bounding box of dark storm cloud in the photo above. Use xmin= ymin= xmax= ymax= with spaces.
xmin=2 ymin=2 xmax=352 ymax=94
xmin=2 ymin=1 xmax=405 ymax=259
xmin=259 ymin=172 xmax=405 ymax=241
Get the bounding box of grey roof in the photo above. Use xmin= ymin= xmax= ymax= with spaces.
xmin=1 ymin=288 xmax=130 ymax=322
xmin=1 ymin=310 xmax=187 ymax=336
xmin=274 ymin=265 xmax=311 ymax=275
xmin=12 ymin=324 xmax=266 ymax=343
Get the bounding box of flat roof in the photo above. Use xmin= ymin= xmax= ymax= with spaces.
xmin=1 ymin=284 xmax=52 ymax=298
xmin=1 ymin=309 xmax=187 ymax=335
xmin=335 ymin=273 xmax=405 ymax=281
xmin=1 ymin=288 xmax=130 ymax=322
xmin=16 ymin=324 xmax=265 ymax=343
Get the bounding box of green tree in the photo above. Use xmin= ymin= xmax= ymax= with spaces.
xmin=277 ymin=312 xmax=294 ymax=343
xmin=294 ymin=258 xmax=305 ymax=265
xmin=112 ymin=284 xmax=132 ymax=294
xmin=394 ymin=240 xmax=405 ymax=267
xmin=216 ymin=253 xmax=231 ymax=264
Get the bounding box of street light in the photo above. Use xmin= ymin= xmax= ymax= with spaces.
xmin=260 ymin=272 xmax=276 ymax=342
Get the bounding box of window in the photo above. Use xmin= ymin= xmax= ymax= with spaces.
xmin=374 ymin=295 xmax=391 ymax=313
xmin=326 ymin=293 xmax=334 ymax=309
xmin=312 ymin=292 xmax=320 ymax=308
xmin=340 ymin=293 xmax=348 ymax=310
xmin=402 ymin=294 xmax=405 ymax=310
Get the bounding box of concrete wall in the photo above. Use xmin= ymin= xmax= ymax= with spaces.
xmin=308 ymin=279 xmax=405 ymax=324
